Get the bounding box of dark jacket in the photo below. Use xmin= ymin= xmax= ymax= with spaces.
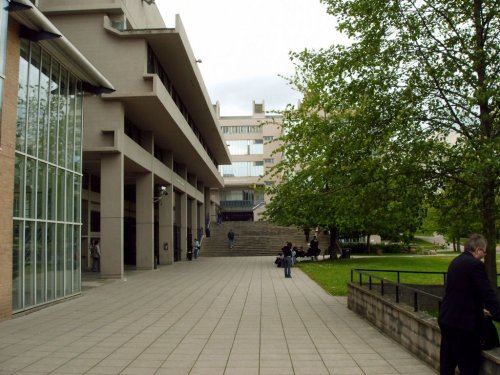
xmin=438 ymin=251 xmax=500 ymax=333
xmin=282 ymin=245 xmax=292 ymax=257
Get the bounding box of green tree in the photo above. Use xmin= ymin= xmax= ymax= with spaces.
xmin=265 ymin=43 xmax=429 ymax=254
xmin=322 ymin=0 xmax=499 ymax=283
xmin=268 ymin=0 xmax=498 ymax=282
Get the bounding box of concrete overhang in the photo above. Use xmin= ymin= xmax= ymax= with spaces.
xmin=9 ymin=0 xmax=114 ymax=92
xmin=113 ymin=88 xmax=225 ymax=188
xmin=104 ymin=15 xmax=231 ymax=166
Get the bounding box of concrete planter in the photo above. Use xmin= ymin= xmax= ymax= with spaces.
xmin=348 ymin=282 xmax=500 ymax=374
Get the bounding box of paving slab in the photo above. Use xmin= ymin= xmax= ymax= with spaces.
xmin=0 ymin=256 xmax=436 ymax=374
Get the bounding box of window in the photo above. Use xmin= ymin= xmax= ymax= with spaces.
xmin=13 ymin=39 xmax=83 ymax=311
xmin=264 ymin=158 xmax=274 ymax=164
xmin=226 ymin=140 xmax=264 ymax=155
xmin=219 ymin=162 xmax=264 ymax=177
xmin=0 ymin=0 xmax=6 ymax=138
xmin=221 ymin=125 xmax=262 ymax=134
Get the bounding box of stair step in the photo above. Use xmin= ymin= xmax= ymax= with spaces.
xmin=200 ymin=222 xmax=328 ymax=257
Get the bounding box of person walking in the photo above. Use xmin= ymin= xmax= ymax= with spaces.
xmin=282 ymin=242 xmax=293 ymax=278
xmin=193 ymin=238 xmax=200 ymax=259
xmin=438 ymin=233 xmax=500 ymax=375
xmin=227 ymin=229 xmax=235 ymax=249
xmin=309 ymin=236 xmax=319 ymax=260
xmin=90 ymin=239 xmax=101 ymax=272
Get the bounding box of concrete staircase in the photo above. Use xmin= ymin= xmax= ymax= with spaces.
xmin=200 ymin=221 xmax=330 ymax=257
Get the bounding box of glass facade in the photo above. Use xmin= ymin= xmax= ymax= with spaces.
xmin=219 ymin=161 xmax=264 ymax=177
xmin=13 ymin=39 xmax=83 ymax=311
xmin=221 ymin=125 xmax=262 ymax=134
xmin=0 ymin=0 xmax=8 ymax=135
xmin=227 ymin=140 xmax=263 ymax=155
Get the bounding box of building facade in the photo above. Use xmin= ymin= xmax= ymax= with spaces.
xmin=0 ymin=0 xmax=113 ymax=319
xmin=37 ymin=0 xmax=230 ymax=276
xmin=217 ymin=101 xmax=283 ymax=221
xmin=0 ymin=0 xmax=230 ymax=321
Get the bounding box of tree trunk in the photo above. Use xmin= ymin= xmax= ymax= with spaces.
xmin=366 ymin=234 xmax=371 ymax=253
xmin=482 ymin=180 xmax=497 ymax=287
xmin=473 ymin=0 xmax=497 ymax=287
xmin=328 ymin=226 xmax=340 ymax=259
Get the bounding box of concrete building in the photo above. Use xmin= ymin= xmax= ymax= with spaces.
xmin=216 ymin=101 xmax=283 ymax=221
xmin=0 ymin=0 xmax=229 ymax=321
xmin=0 ymin=0 xmax=113 ymax=320
xmin=36 ymin=0 xmax=230 ymax=276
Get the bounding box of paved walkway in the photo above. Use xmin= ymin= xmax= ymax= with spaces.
xmin=0 ymin=257 xmax=436 ymax=375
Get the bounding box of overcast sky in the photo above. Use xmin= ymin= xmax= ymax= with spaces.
xmin=157 ymin=1 xmax=348 ymax=116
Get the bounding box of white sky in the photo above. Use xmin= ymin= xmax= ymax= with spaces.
xmin=157 ymin=0 xmax=348 ymax=116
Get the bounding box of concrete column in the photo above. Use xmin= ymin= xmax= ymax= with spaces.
xmin=180 ymin=192 xmax=187 ymax=260
xmin=198 ymin=202 xmax=204 ymax=240
xmin=204 ymin=188 xmax=212 ymax=226
xmin=100 ymin=154 xmax=124 ymax=279
xmin=198 ymin=182 xmax=205 ymax=237
xmin=191 ymin=198 xmax=198 ymax=241
xmin=136 ymin=172 xmax=154 ymax=269
xmin=159 ymin=184 xmax=174 ymax=265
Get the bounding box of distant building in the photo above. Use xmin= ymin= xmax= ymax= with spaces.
xmin=216 ymin=101 xmax=283 ymax=221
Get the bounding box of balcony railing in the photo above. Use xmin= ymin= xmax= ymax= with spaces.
xmin=220 ymin=199 xmax=265 ymax=210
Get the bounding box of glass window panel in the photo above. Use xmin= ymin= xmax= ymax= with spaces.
xmin=47 ymin=165 xmax=56 ymax=220
xmin=57 ymin=169 xmax=65 ymax=221
xmin=227 ymin=140 xmax=248 ymax=155
xmin=56 ymin=224 xmax=64 ymax=298
xmin=37 ymin=162 xmax=47 ymax=219
xmin=81 ymin=199 xmax=89 ymax=236
xmin=26 ymin=43 xmax=41 ymax=156
xmin=66 ymin=172 xmax=74 ymax=222
xmin=74 ymin=175 xmax=81 ymax=223
xmin=36 ymin=223 xmax=46 ymax=304
xmin=48 ymin=61 xmax=59 ymax=164
xmin=66 ymin=76 xmax=76 ymax=169
xmin=38 ymin=51 xmax=51 ymax=161
xmin=73 ymin=226 xmax=81 ymax=293
xmin=12 ymin=220 xmax=23 ymax=310
xmin=65 ymin=225 xmax=73 ymax=295
xmin=58 ymin=68 xmax=68 ymax=167
xmin=0 ymin=0 xmax=5 ymax=131
xmin=24 ymin=221 xmax=35 ymax=308
xmin=249 ymin=141 xmax=263 ymax=155
xmin=13 ymin=155 xmax=24 ymax=217
xmin=25 ymin=157 xmax=36 ymax=219
xmin=46 ymin=223 xmax=55 ymax=300
xmin=219 ymin=162 xmax=264 ymax=177
xmin=74 ymin=83 xmax=83 ymax=172
xmin=16 ymin=39 xmax=30 ymax=152
xmin=0 ymin=0 xmax=7 ymax=75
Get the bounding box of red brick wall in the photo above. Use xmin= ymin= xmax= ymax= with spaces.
xmin=0 ymin=20 xmax=20 ymax=321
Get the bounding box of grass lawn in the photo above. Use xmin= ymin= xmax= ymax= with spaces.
xmin=297 ymin=255 xmax=500 ymax=335
xmin=296 ymin=256 xmax=455 ymax=296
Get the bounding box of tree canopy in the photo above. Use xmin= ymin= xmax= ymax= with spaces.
xmin=265 ymin=0 xmax=499 ymax=282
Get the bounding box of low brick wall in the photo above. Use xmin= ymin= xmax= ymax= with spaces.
xmin=348 ymin=282 xmax=500 ymax=374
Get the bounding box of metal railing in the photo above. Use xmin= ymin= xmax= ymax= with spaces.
xmin=350 ymin=269 xmax=444 ymax=313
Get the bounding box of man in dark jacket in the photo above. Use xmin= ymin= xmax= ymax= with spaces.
xmin=438 ymin=233 xmax=500 ymax=375
xmin=282 ymin=242 xmax=293 ymax=278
